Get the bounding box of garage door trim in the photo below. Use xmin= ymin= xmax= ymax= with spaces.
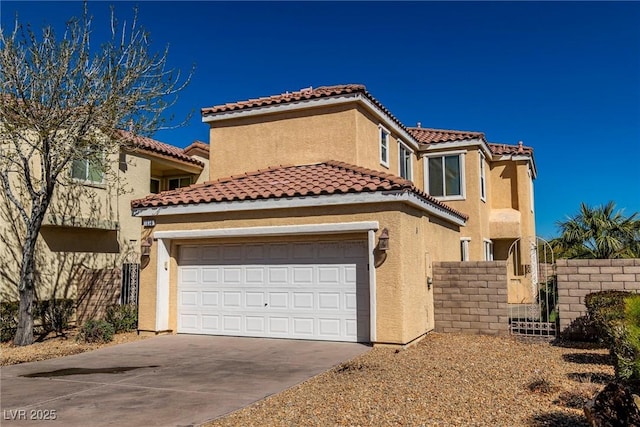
xmin=153 ymin=221 xmax=378 ymax=341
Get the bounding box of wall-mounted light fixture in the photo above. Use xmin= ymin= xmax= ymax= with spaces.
xmin=141 ymin=237 xmax=153 ymax=257
xmin=378 ymin=228 xmax=390 ymax=251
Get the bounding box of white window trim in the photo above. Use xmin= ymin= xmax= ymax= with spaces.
xmin=150 ymin=177 xmax=161 ymax=193
xmin=479 ymin=151 xmax=486 ymax=203
xmin=379 ymin=125 xmax=390 ymax=168
xmin=71 ymin=156 xmax=105 ymax=185
xmin=529 ymin=167 xmax=535 ymax=213
xmin=460 ymin=238 xmax=471 ymax=262
xmin=167 ymin=175 xmax=192 ymax=190
xmin=398 ymin=141 xmax=413 ymax=181
xmin=423 ymin=150 xmax=466 ymax=201
xmin=483 ymin=239 xmax=494 ymax=261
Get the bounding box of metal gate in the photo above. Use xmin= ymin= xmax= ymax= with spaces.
xmin=120 ymin=263 xmax=140 ymax=305
xmin=507 ymin=236 xmax=557 ymax=337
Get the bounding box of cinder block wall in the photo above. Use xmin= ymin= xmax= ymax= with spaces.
xmin=557 ymin=259 xmax=640 ymax=331
xmin=433 ymin=261 xmax=509 ymax=335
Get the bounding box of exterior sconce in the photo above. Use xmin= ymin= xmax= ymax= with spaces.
xmin=378 ymin=228 xmax=390 ymax=251
xmin=141 ymin=237 xmax=153 ymax=257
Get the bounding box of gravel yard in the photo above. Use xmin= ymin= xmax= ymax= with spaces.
xmin=206 ymin=333 xmax=613 ymax=427
xmin=0 ymin=331 xmax=147 ymax=366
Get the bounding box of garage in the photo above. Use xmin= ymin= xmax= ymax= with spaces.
xmin=177 ymin=240 xmax=370 ymax=342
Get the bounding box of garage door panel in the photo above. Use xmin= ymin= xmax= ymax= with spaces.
xmin=245 ymin=292 xmax=265 ymax=308
xmin=269 ymin=292 xmax=288 ymax=308
xmin=178 ymin=241 xmax=369 ymax=342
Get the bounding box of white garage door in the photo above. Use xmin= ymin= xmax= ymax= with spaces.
xmin=177 ymin=240 xmax=370 ymax=342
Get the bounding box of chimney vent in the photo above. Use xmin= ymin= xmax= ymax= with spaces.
xmin=416 ymin=122 xmax=421 ymax=128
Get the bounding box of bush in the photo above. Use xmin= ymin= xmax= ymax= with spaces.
xmin=585 ymin=290 xmax=631 ymax=345
xmin=105 ymin=304 xmax=137 ymax=333
xmin=77 ymin=319 xmax=115 ymax=343
xmin=33 ymin=299 xmax=75 ymax=335
xmin=586 ymin=291 xmax=640 ymax=380
xmin=0 ymin=301 xmax=19 ymax=342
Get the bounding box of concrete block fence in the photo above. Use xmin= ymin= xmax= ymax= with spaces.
xmin=433 ymin=261 xmax=509 ymax=335
xmin=556 ymin=258 xmax=640 ymax=331
xmin=433 ymin=259 xmax=640 ymax=336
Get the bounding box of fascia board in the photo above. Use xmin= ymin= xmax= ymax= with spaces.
xmin=133 ymin=191 xmax=467 ymax=226
xmin=153 ymin=221 xmax=380 ymax=240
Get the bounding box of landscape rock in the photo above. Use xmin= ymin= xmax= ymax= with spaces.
xmin=584 ymin=380 xmax=640 ymax=427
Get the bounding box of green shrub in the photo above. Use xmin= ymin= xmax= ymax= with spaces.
xmin=585 ymin=291 xmax=640 ymax=380
xmin=0 ymin=301 xmax=19 ymax=342
xmin=585 ymin=290 xmax=632 ymax=344
xmin=105 ymin=304 xmax=138 ymax=333
xmin=77 ymin=319 xmax=115 ymax=343
xmin=34 ymin=299 xmax=75 ymax=335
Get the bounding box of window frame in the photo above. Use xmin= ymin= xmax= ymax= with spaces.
xmin=423 ymin=151 xmax=466 ymax=201
xmin=479 ymin=151 xmax=486 ymax=202
xmin=460 ymin=238 xmax=471 ymax=262
xmin=150 ymin=178 xmax=161 ymax=194
xmin=483 ymin=239 xmax=494 ymax=261
xmin=71 ymin=154 xmax=105 ymax=185
xmin=398 ymin=141 xmax=413 ymax=180
xmin=379 ymin=125 xmax=390 ymax=168
xmin=167 ymin=176 xmax=192 ymax=191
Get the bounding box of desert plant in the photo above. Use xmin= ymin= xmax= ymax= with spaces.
xmin=586 ymin=291 xmax=640 ymax=380
xmin=33 ymin=299 xmax=75 ymax=336
xmin=77 ymin=319 xmax=115 ymax=343
xmin=0 ymin=301 xmax=19 ymax=342
xmin=105 ymin=304 xmax=138 ymax=333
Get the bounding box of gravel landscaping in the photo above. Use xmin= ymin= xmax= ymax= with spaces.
xmin=0 ymin=331 xmax=147 ymax=366
xmin=206 ymin=333 xmax=613 ymax=427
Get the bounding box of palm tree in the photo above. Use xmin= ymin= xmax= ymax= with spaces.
xmin=551 ymin=202 xmax=640 ymax=259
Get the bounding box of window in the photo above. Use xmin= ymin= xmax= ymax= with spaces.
xmin=379 ymin=126 xmax=389 ymax=167
xmin=150 ymin=178 xmax=161 ymax=194
xmin=460 ymin=238 xmax=470 ymax=261
xmin=168 ymin=176 xmax=192 ymax=190
xmin=71 ymin=158 xmax=103 ymax=184
xmin=483 ymin=239 xmax=494 ymax=261
xmin=426 ymin=153 xmax=465 ymax=199
xmin=529 ymin=167 xmax=535 ymax=213
xmin=399 ymin=142 xmax=412 ymax=180
xmin=479 ymin=151 xmax=486 ymax=201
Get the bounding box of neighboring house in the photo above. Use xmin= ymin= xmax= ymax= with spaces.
xmin=0 ymin=132 xmax=209 ymax=322
xmin=131 ymin=84 xmax=536 ymax=345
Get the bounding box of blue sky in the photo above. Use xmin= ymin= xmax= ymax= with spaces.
xmin=2 ymin=1 xmax=639 ymax=239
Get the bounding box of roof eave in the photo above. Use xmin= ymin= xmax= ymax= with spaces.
xmin=131 ymin=190 xmax=467 ymax=227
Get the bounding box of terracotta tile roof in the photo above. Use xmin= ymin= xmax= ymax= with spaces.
xmin=201 ymin=84 xmax=417 ymax=144
xmin=183 ymin=140 xmax=210 ymax=155
xmin=118 ymin=130 xmax=204 ymax=167
xmin=131 ymin=160 xmax=468 ymax=221
xmin=408 ymin=127 xmax=485 ymax=144
xmin=489 ymin=141 xmax=533 ymax=156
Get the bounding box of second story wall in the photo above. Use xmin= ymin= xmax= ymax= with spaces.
xmin=208 ymin=104 xmax=359 ymax=180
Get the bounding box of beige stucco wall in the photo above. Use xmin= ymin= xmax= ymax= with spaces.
xmin=137 ymin=202 xmax=461 ymax=345
xmin=208 ymin=103 xmax=421 ymax=188
xmin=0 ymin=149 xmax=151 ymax=303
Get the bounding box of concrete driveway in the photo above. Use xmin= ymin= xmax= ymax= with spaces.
xmin=0 ymin=335 xmax=369 ymax=426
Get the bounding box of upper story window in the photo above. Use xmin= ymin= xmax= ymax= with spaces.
xmin=425 ymin=152 xmax=465 ymax=200
xmin=71 ymin=157 xmax=103 ymax=184
xmin=479 ymin=151 xmax=486 ymax=202
xmin=460 ymin=238 xmax=471 ymax=261
xmin=150 ymin=178 xmax=161 ymax=194
xmin=379 ymin=126 xmax=390 ymax=167
xmin=168 ymin=176 xmax=192 ymax=191
xmin=483 ymin=239 xmax=494 ymax=261
xmin=399 ymin=142 xmax=412 ymax=180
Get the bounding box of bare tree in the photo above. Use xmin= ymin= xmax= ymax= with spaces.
xmin=0 ymin=4 xmax=191 ymax=345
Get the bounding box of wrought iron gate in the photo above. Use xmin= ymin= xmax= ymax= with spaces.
xmin=121 ymin=263 xmax=140 ymax=305
xmin=507 ymin=236 xmax=557 ymax=337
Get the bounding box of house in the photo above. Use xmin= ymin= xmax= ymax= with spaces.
xmin=131 ymin=84 xmax=536 ymax=345
xmin=0 ymin=133 xmax=209 ymax=322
